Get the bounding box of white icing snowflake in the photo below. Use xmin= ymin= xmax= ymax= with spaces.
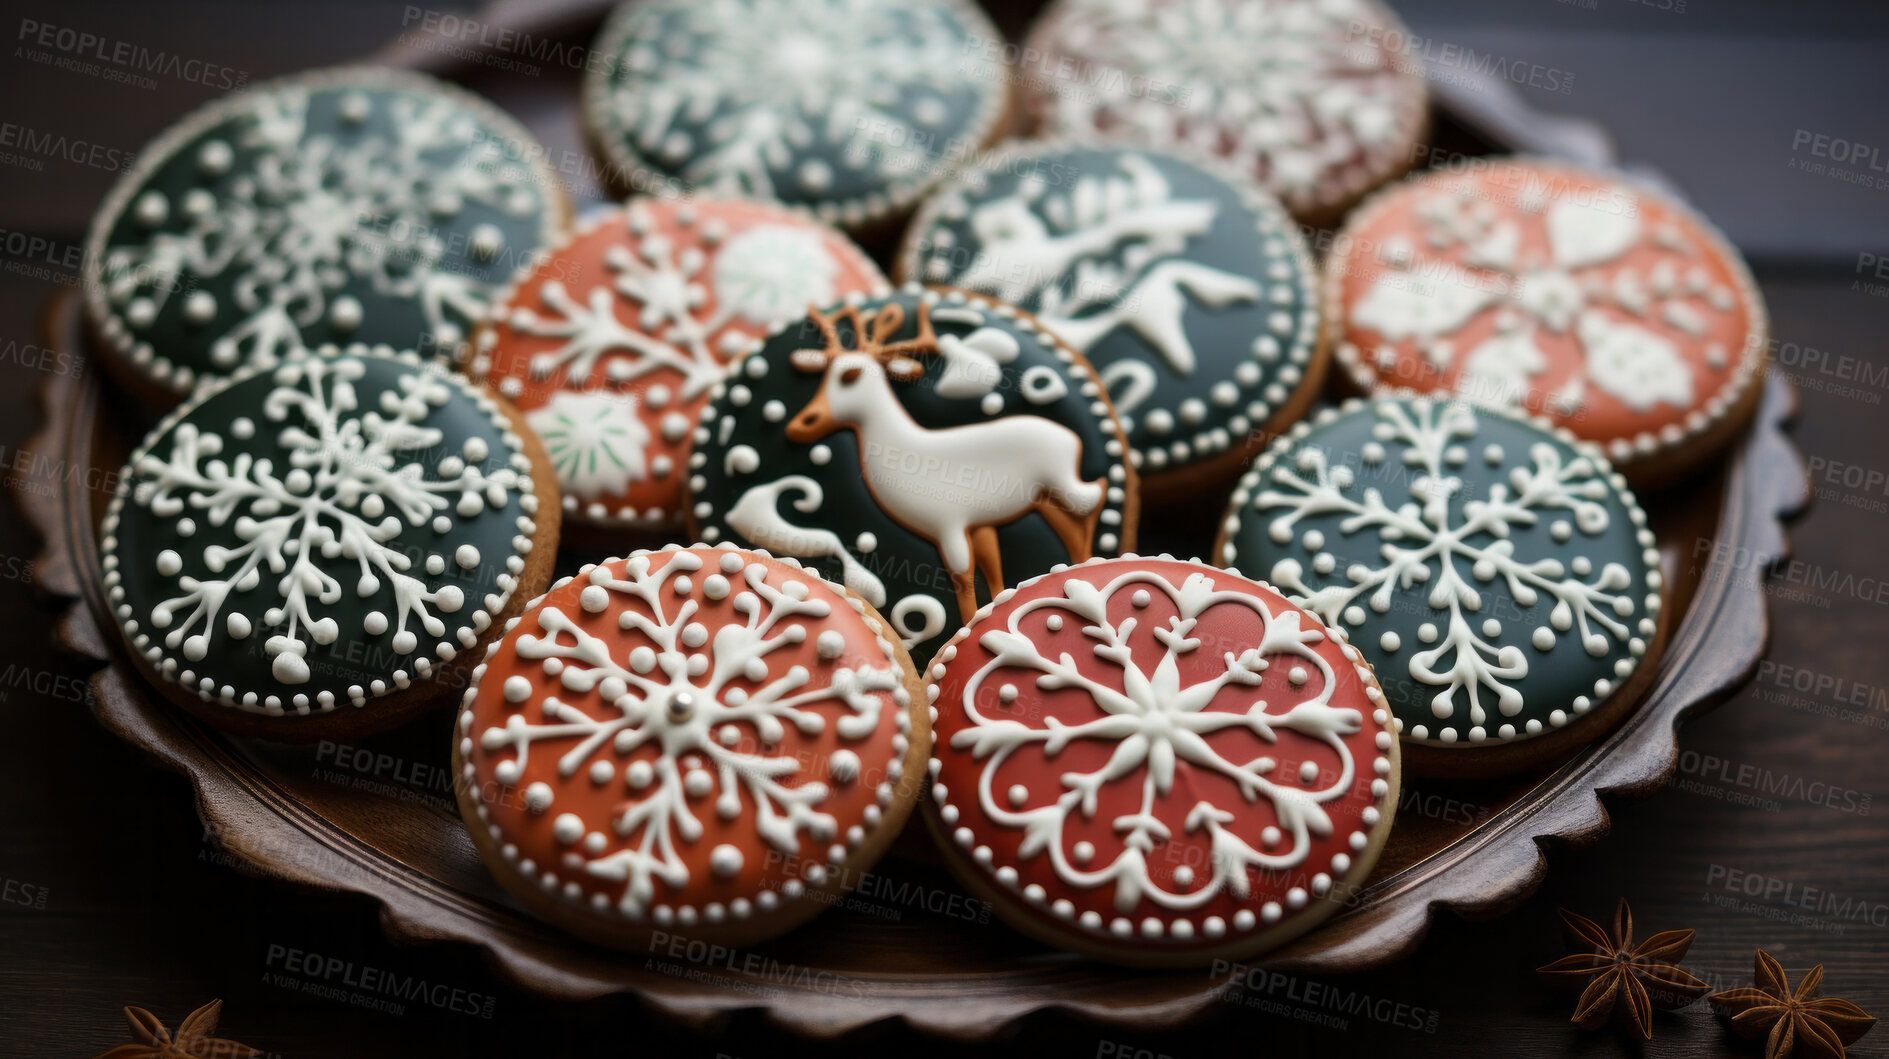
xmin=477 ymin=551 xmax=903 ymax=918
xmin=595 ymin=0 xmax=988 ymax=206
xmin=1250 ymin=401 xmax=1649 ymax=737
xmin=100 ymin=81 xmax=545 ymax=384
xmin=1350 ymin=185 xmax=1737 ymax=414
xmin=126 ymin=355 xmax=521 ymax=693
xmin=507 ymin=203 xmax=750 ymax=395
xmin=527 ymin=389 xmax=651 ymax=502
xmin=950 ymin=567 xmax=1363 ymax=913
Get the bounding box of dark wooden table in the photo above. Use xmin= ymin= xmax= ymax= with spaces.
xmin=2 ymin=3 xmax=1885 ymax=1057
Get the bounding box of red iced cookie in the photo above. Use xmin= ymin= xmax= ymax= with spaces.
xmin=1328 ymin=158 xmax=1767 ymax=477
xmin=468 ymin=198 xmax=886 ymax=529
xmin=455 ymin=546 xmax=928 ymax=947
xmin=925 ymin=555 xmax=1398 ymax=965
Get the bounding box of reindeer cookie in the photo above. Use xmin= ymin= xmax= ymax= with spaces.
xmin=900 ymin=142 xmax=1324 ymax=496
xmin=925 ymin=555 xmax=1399 ymax=965
xmin=466 ymin=198 xmax=886 ymax=534
xmin=688 ymin=285 xmax=1138 ymax=665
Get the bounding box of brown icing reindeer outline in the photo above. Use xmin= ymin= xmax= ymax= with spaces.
xmin=784 ymin=300 xmax=1106 ymax=620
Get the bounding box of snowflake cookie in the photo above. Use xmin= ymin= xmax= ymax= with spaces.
xmin=101 ymin=346 xmax=553 ymax=737
xmin=1217 ymin=397 xmax=1665 ymax=766
xmin=1021 ymin=0 xmax=1428 ymax=225
xmin=467 ymin=198 xmax=886 ymax=531
xmin=1327 ymin=158 xmax=1768 ymax=477
xmin=84 ymin=67 xmax=567 ymax=400
xmin=900 ymin=142 xmax=1323 ymax=486
xmin=454 ymin=546 xmax=929 ymax=947
xmin=688 ymin=284 xmax=1137 ymax=665
xmin=925 ymin=555 xmax=1398 ymax=965
xmin=581 ymin=0 xmax=1009 ymax=231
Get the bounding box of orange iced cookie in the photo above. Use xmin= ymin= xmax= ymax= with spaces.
xmin=455 ymin=546 xmax=928 ymax=946
xmin=1327 ymin=159 xmax=1767 ymax=477
xmin=468 ymin=198 xmax=885 ymax=529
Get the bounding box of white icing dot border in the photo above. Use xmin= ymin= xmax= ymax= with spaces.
xmin=1219 ymin=392 xmax=1665 ymax=747
xmin=686 ymin=280 xmax=1139 ymax=571
xmin=1325 ymin=156 xmax=1770 ymax=470
xmin=99 ymin=344 xmax=543 ymax=717
xmin=455 ymin=543 xmax=920 ymax=929
xmin=579 ymin=0 xmax=1011 ymax=232
xmin=923 ymin=552 xmax=1397 ymax=948
xmin=462 ymin=199 xmax=889 ymax=531
xmin=894 ymin=137 xmax=1324 ymax=474
xmin=82 ymin=65 xmax=569 ymax=398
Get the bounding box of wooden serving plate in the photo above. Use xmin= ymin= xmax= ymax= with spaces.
xmin=18 ymin=0 xmax=1808 ymax=1039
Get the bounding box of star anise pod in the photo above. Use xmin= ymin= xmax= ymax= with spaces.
xmin=1710 ymin=950 xmax=1877 ymax=1059
xmin=1536 ymin=898 xmax=1709 ymax=1038
xmin=96 ymin=1000 xmax=259 ymax=1059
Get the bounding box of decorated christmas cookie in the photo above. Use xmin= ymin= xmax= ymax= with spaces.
xmin=581 ymin=0 xmax=1009 ymax=232
xmin=467 ymin=198 xmax=886 ymax=532
xmin=1327 ymin=158 xmax=1768 ymax=480
xmin=1217 ymin=397 xmax=1666 ymax=774
xmin=84 ymin=67 xmax=566 ymax=403
xmin=900 ymin=142 xmax=1324 ymax=491
xmin=101 ymin=346 xmax=560 ymax=740
xmin=688 ymin=285 xmax=1137 ymax=665
xmin=925 ymin=555 xmax=1398 ymax=965
xmin=1021 ymin=0 xmax=1428 ymax=226
xmin=454 ymin=546 xmax=929 ymax=947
